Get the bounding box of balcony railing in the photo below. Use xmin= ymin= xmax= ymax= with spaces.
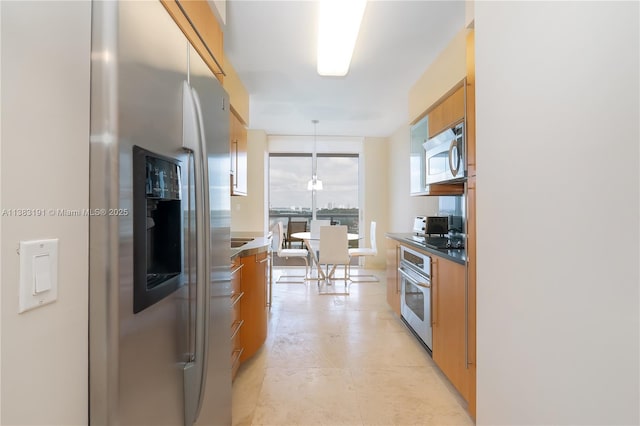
xmin=269 ymin=210 xmax=360 ymax=251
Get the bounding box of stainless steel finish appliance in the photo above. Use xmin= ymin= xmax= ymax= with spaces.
xmin=423 ymin=121 xmax=465 ymax=184
xmin=412 ymin=216 xmax=427 ymax=234
xmin=89 ymin=2 xmax=231 ymax=425
xmin=399 ymin=246 xmax=432 ymax=351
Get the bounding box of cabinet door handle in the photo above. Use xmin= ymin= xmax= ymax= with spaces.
xmin=431 ymin=260 xmax=437 ymax=326
xmin=230 ymin=264 xmax=244 ymax=276
xmin=395 ymin=245 xmax=401 ymax=294
xmin=256 ymin=254 xmax=268 ymax=264
xmin=230 ymin=319 xmax=244 ymax=341
xmin=231 ymin=348 xmax=244 ymax=367
xmin=230 ymin=291 xmax=244 ymax=307
xmin=233 ymin=140 xmax=239 ymax=188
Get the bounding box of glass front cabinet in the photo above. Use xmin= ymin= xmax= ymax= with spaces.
xmin=410 ymin=115 xmax=429 ymax=195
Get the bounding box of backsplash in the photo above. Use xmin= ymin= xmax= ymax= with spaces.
xmin=438 ymin=195 xmax=465 ymax=234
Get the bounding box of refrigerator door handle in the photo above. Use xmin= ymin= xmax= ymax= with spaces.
xmin=181 ymin=81 xmax=211 ymax=426
xmin=191 ymin=87 xmax=212 ymax=416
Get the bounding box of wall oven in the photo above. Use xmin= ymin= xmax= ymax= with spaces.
xmin=423 ymin=121 xmax=465 ymax=185
xmin=399 ymin=246 xmax=432 ymax=352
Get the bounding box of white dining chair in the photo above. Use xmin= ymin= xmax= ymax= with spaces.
xmin=309 ymin=219 xmax=330 ymax=239
xmin=318 ymin=225 xmax=350 ymax=292
xmin=308 ymin=219 xmax=330 ymax=276
xmin=274 ymin=221 xmax=309 ymax=282
xmin=348 ymin=221 xmax=379 ymax=282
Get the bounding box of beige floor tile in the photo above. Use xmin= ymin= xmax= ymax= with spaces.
xmin=232 ymin=268 xmax=471 ymax=426
xmin=351 ymin=366 xmax=472 ymax=426
xmin=251 ymin=368 xmax=362 ymax=425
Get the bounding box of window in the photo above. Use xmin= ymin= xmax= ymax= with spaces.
xmin=269 ymin=153 xmax=359 ymax=236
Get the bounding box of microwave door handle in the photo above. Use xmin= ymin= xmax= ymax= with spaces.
xmin=448 ymin=139 xmax=460 ymax=177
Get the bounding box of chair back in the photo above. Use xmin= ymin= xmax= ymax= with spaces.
xmin=270 ymin=222 xmax=281 ymax=251
xmin=276 ymin=221 xmax=286 ymax=255
xmin=369 ymin=221 xmax=378 ymax=254
xmin=318 ymin=225 xmax=349 ymax=264
xmin=310 ymin=219 xmax=330 ymax=239
xmin=287 ymin=220 xmax=307 ymax=246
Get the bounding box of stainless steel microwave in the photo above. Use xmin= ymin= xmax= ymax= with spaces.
xmin=422 ymin=121 xmax=465 ymax=185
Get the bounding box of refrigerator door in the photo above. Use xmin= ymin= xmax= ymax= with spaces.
xmin=188 ymin=45 xmax=232 ymax=426
xmin=90 ymin=1 xmax=192 ymax=424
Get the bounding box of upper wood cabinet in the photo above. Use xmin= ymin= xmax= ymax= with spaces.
xmin=160 ymin=0 xmax=224 ymax=82
xmin=428 ymin=85 xmax=465 ymax=139
xmin=230 ymin=111 xmax=247 ymax=196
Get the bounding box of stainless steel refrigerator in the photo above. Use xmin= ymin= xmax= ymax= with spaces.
xmin=89 ymin=1 xmax=231 ymax=425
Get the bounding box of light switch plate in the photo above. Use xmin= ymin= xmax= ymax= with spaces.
xmin=19 ymin=239 xmax=58 ymax=313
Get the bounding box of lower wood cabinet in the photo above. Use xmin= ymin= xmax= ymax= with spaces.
xmin=385 ymin=239 xmax=473 ymax=409
xmin=385 ymin=238 xmax=401 ymax=316
xmin=432 ymin=255 xmax=469 ymax=401
xmin=238 ymin=250 xmax=268 ymax=363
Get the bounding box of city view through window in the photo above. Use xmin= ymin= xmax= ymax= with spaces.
xmin=269 ymin=154 xmax=360 ymax=238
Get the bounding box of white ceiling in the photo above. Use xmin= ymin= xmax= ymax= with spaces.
xmin=223 ymin=1 xmax=465 ymax=138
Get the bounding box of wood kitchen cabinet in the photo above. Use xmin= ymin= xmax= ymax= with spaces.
xmin=466 ymin=176 xmax=477 ymax=416
xmin=385 ymin=238 xmax=401 ymax=315
xmin=409 ymin=115 xmax=428 ymax=195
xmin=230 ymin=257 xmax=244 ymax=380
xmin=230 ymin=110 xmax=247 ymax=196
xmin=466 ymin=30 xmax=476 ymax=178
xmin=428 ymin=85 xmax=465 ymax=139
xmin=238 ymin=250 xmax=268 ymax=363
xmin=432 ymin=255 xmax=469 ymax=401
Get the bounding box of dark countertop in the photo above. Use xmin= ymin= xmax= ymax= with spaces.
xmin=386 ymin=233 xmax=467 ymax=265
xmin=230 ymin=235 xmax=272 ymax=260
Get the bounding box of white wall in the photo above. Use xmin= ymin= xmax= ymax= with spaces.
xmin=361 ymin=137 xmax=388 ymax=269
xmin=475 ymin=2 xmax=639 ymax=424
xmin=231 ymin=129 xmax=268 ymax=234
xmin=0 ymin=2 xmax=3 ymax=420
xmin=387 ymin=124 xmax=439 ymax=233
xmin=0 ymin=2 xmax=90 ymax=424
xmin=409 ymin=28 xmax=466 ymax=123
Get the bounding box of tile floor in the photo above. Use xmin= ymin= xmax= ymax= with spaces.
xmin=232 ymin=267 xmax=474 ymax=426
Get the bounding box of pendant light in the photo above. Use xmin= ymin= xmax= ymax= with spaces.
xmin=307 ymin=120 xmax=323 ymax=191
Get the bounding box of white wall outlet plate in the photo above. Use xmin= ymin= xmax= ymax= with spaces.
xmin=19 ymin=239 xmax=59 ymax=313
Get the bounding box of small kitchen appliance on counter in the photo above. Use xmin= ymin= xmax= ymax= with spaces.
xmin=411 ymin=215 xmax=465 ymax=249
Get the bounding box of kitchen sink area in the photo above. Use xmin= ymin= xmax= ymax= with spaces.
xmin=231 ymin=237 xmax=254 ymax=248
xmin=230 ymin=234 xmax=272 ymax=260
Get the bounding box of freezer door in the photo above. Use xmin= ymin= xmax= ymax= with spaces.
xmin=188 ymin=45 xmax=232 ymax=426
xmin=89 ymin=1 xmax=191 ymax=425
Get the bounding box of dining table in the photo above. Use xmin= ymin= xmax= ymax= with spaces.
xmin=290 ymin=231 xmax=360 ymax=280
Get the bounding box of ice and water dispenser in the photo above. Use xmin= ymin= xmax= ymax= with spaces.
xmin=133 ymin=146 xmax=183 ymax=313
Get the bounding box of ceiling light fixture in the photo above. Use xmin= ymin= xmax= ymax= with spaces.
xmin=307 ymin=120 xmax=323 ymax=191
xmin=317 ymin=0 xmax=367 ymax=77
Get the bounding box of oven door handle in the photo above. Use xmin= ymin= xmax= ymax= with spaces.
xmin=398 ymin=267 xmax=431 ymax=289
